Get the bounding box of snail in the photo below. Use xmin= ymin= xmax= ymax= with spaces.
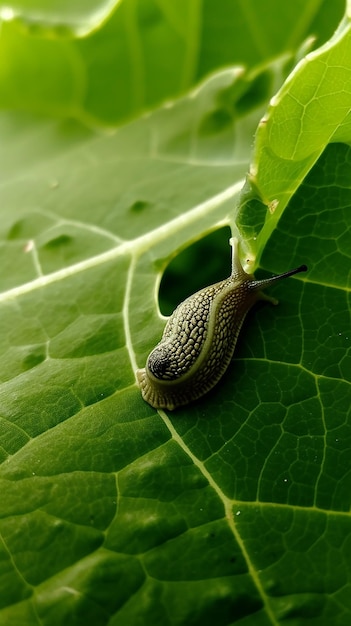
xmin=136 ymin=237 xmax=307 ymax=411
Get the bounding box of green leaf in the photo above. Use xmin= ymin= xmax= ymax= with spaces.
xmin=0 ymin=0 xmax=120 ymax=35
xmin=0 ymin=67 xmax=269 ymax=624
xmin=1 ymin=2 xmax=351 ymax=625
xmin=237 ymin=2 xmax=351 ymax=258
xmin=0 ymin=0 xmax=344 ymax=124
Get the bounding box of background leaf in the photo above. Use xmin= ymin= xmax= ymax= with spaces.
xmin=0 ymin=0 xmax=121 ymax=35
xmin=0 ymin=0 xmax=345 ymax=124
xmin=0 ymin=1 xmax=350 ymax=625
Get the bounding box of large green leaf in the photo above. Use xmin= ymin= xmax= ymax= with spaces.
xmin=0 ymin=2 xmax=351 ymax=626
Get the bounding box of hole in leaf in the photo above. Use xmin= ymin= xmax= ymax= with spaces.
xmin=130 ymin=200 xmax=151 ymax=213
xmin=159 ymin=226 xmax=232 ymax=316
xmin=43 ymin=234 xmax=72 ymax=249
xmin=7 ymin=213 xmax=55 ymax=239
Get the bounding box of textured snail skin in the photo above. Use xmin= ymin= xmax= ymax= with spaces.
xmin=136 ymin=238 xmax=307 ymax=411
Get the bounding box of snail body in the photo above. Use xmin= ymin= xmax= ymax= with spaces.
xmin=136 ymin=238 xmax=307 ymax=411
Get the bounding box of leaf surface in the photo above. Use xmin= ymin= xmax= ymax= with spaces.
xmin=0 ymin=2 xmax=351 ymax=626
